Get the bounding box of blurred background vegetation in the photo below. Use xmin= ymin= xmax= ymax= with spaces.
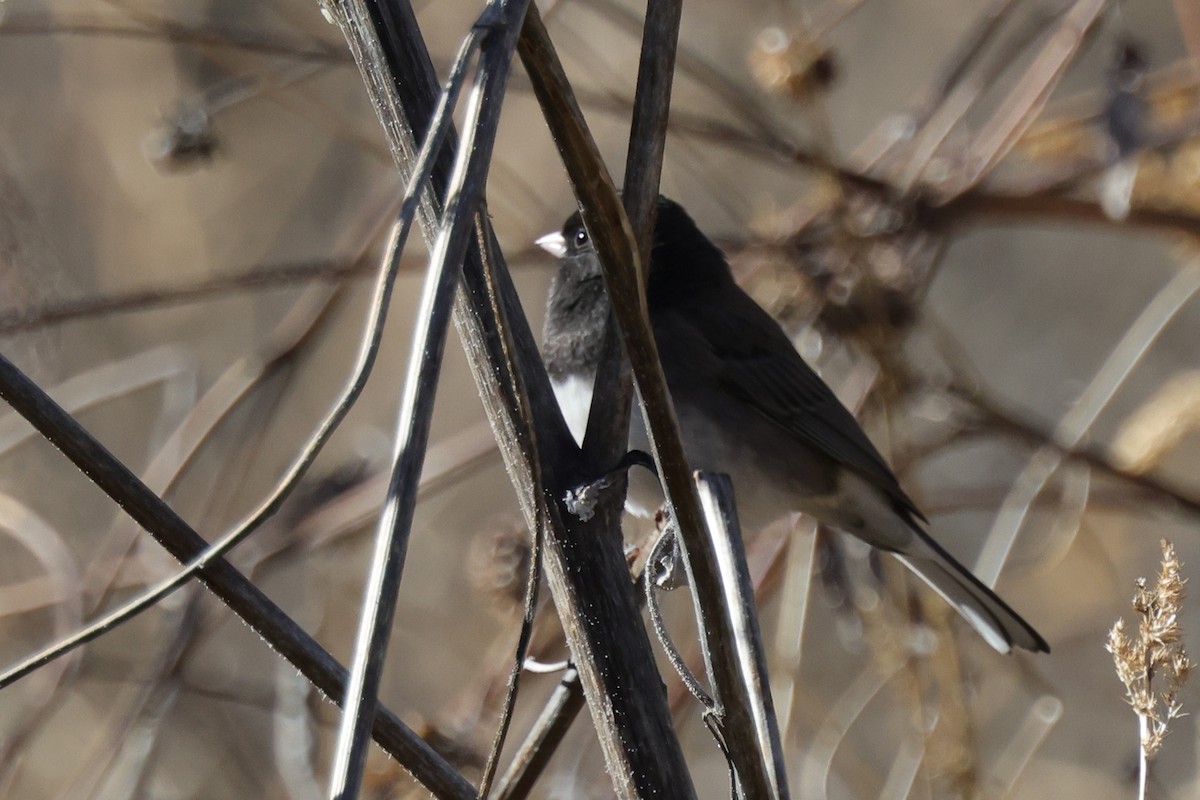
xmin=0 ymin=0 xmax=1199 ymax=797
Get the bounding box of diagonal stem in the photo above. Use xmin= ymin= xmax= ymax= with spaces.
xmin=0 ymin=352 xmax=474 ymax=798
xmin=519 ymin=6 xmax=783 ymax=797
xmin=0 ymin=17 xmax=476 ymax=699
xmin=326 ymin=1 xmax=531 ymax=797
xmin=975 ymin=260 xmax=1200 ymax=584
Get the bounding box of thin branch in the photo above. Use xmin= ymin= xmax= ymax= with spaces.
xmin=695 ymin=472 xmax=790 ymax=799
xmin=477 ymin=506 xmax=543 ymax=799
xmin=492 ymin=667 xmax=585 ymax=800
xmin=0 ymin=353 xmax=474 ymax=799
xmin=0 ymin=14 xmax=350 ymax=64
xmin=974 ymin=260 xmax=1200 ymax=583
xmin=646 ymin=530 xmax=717 ymax=709
xmin=332 ymin=1 xmax=699 ymax=798
xmin=472 ymin=181 xmax=552 ymax=798
xmin=326 ymin=4 xmax=526 ymax=795
xmin=585 ymin=0 xmax=787 ymax=147
xmin=0 ymin=258 xmax=371 ymax=334
xmin=579 ymin=0 xmax=683 ymax=467
xmin=936 ymin=0 xmax=1108 ymax=200
xmin=961 ymin=388 xmax=1200 ymax=520
xmin=520 ymin=7 xmax=786 ymax=797
xmin=0 ymin=20 xmax=472 ymax=699
xmin=939 ymin=189 xmax=1200 ymax=238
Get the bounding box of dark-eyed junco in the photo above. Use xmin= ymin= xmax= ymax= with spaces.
xmin=538 ymin=197 xmax=1048 ymax=654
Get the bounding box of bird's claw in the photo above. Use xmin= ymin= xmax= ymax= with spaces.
xmin=562 ymin=450 xmax=658 ymax=521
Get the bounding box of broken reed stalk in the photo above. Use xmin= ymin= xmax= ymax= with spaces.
xmin=1106 ymin=538 xmax=1194 ymax=800
xmin=330 ymin=1 xmax=702 ymax=796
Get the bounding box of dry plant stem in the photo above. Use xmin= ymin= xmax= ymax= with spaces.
xmin=616 ymin=0 xmax=681 ymax=248
xmin=519 ymin=9 xmax=781 ymax=795
xmin=326 ymin=2 xmax=529 ymax=796
xmin=801 ymin=663 xmax=904 ymax=798
xmin=476 ymin=508 xmax=543 ymax=799
xmin=0 ymin=354 xmax=473 ymax=799
xmin=956 ymin=386 xmax=1200 ymax=521
xmin=0 ymin=19 xmax=477 ymax=697
xmin=0 ymin=15 xmax=349 ymax=64
xmin=937 ymin=0 xmax=1107 ymax=200
xmin=580 ymin=0 xmax=682 ymax=466
xmin=984 ymin=695 xmax=1063 ymax=796
xmin=1138 ymin=716 xmax=1150 ymax=800
xmin=474 ymin=221 xmax=550 ymax=800
xmin=585 ymin=0 xmax=785 ymax=147
xmin=942 ymin=190 xmax=1200 ymax=238
xmin=974 ymin=261 xmax=1200 ymax=585
xmin=646 ymin=531 xmax=716 ymax=708
xmin=337 ymin=0 xmax=696 ymax=796
xmin=694 ymin=472 xmax=790 ymax=799
xmin=772 ymin=520 xmax=818 ymax=740
xmin=1107 ymin=541 xmax=1193 ymax=800
xmin=879 ymin=736 xmax=925 ymax=800
xmin=891 ymin=0 xmax=1025 ymax=190
xmin=0 ymin=257 xmax=372 ymax=334
xmin=493 ymin=668 xmax=585 ymax=800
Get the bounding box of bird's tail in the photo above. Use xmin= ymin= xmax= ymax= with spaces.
xmin=895 ymin=532 xmax=1048 ymax=654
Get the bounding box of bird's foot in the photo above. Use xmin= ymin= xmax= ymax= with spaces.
xmin=562 ymin=450 xmax=656 ymax=521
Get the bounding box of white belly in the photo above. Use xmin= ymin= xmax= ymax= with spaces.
xmin=552 ymin=373 xmax=595 ymax=445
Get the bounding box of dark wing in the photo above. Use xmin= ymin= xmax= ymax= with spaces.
xmin=685 ymin=288 xmax=924 ymax=520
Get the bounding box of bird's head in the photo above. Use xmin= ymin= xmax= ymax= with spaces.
xmin=536 ymin=196 xmax=732 ymax=305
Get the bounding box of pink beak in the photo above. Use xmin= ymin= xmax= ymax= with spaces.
xmin=535 ymin=231 xmax=567 ymax=258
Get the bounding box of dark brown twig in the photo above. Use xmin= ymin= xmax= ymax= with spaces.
xmin=0 ymin=352 xmax=474 ymax=799
xmin=516 ymin=7 xmax=698 ymax=797
xmin=0 ymin=258 xmax=373 ymax=335
xmin=520 ymin=6 xmax=787 ymax=798
xmin=961 ymin=386 xmax=1200 ymax=521
xmin=325 ymin=3 xmax=526 ymax=793
xmin=940 ymin=189 xmax=1200 ymax=237
xmin=0 ymin=14 xmax=349 ymax=63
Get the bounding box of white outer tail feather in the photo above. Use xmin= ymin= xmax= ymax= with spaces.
xmin=894 ymin=548 xmax=1046 ymax=653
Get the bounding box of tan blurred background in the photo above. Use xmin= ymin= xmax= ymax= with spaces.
xmin=0 ymin=0 xmax=1198 ymax=797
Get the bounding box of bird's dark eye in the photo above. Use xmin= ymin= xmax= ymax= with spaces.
xmin=574 ymin=228 xmax=589 ymax=247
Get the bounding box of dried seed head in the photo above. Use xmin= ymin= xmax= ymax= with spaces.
xmin=1108 ymin=539 xmax=1192 ymax=758
xmin=467 ymin=514 xmax=533 ymax=614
